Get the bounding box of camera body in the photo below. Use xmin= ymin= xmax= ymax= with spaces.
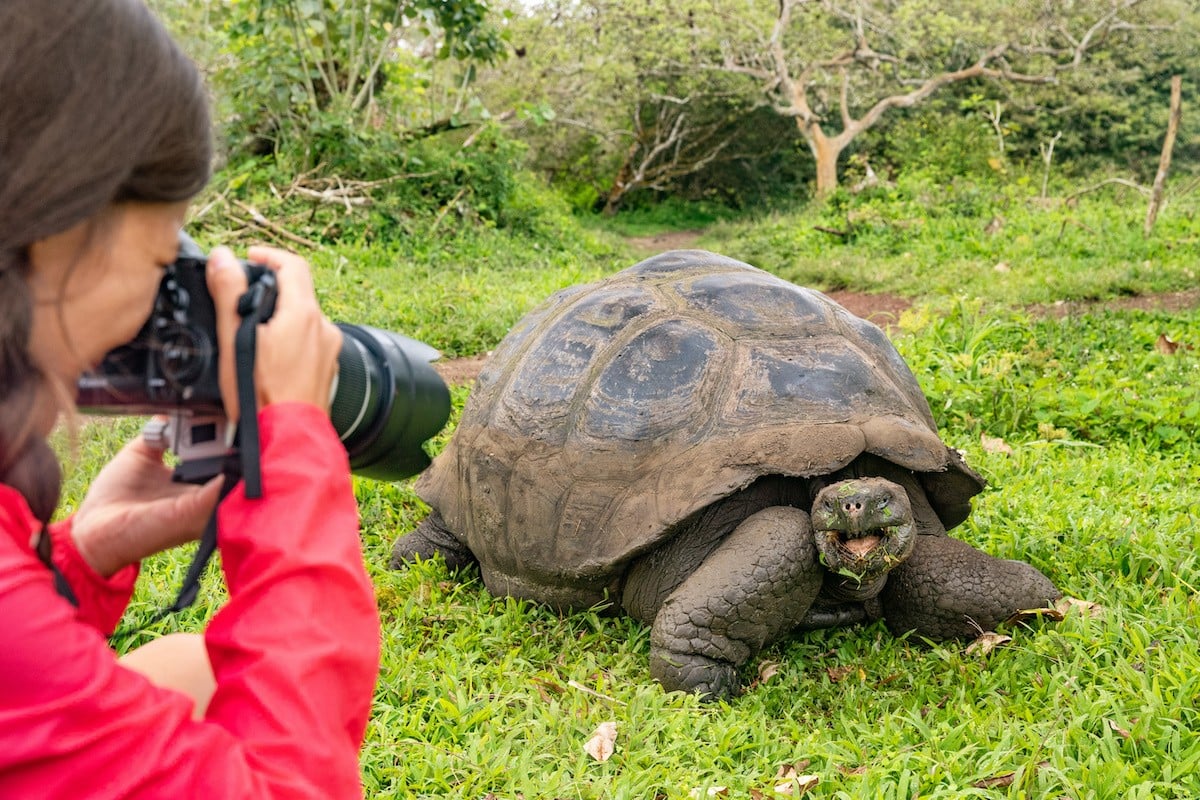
xmin=77 ymin=235 xmax=451 ymax=484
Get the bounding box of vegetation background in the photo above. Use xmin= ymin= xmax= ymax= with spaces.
xmin=62 ymin=1 xmax=1200 ymax=797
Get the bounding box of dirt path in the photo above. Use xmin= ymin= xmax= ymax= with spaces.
xmin=623 ymin=229 xmax=707 ymax=254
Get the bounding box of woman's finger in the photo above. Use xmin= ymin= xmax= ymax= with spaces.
xmin=206 ymin=246 xmax=249 ymax=423
xmin=246 ymin=245 xmax=318 ymax=316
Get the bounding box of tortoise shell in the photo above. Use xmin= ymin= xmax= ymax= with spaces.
xmin=416 ymin=250 xmax=983 ymax=584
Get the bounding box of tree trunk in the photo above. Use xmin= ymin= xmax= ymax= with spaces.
xmin=800 ymin=122 xmax=843 ymax=198
xmin=1144 ymin=74 xmax=1183 ymax=236
xmin=602 ymin=139 xmax=640 ymax=216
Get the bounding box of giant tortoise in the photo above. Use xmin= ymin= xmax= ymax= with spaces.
xmin=392 ymin=250 xmax=1058 ymax=699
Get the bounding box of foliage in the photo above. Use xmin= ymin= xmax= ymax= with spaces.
xmin=152 ymin=0 xmax=1200 ymax=213
xmin=577 ymin=197 xmax=742 ymax=239
xmin=996 ymin=0 xmax=1200 ymax=178
xmin=895 ymin=301 xmax=1200 ymax=453
xmin=187 ymin=0 xmax=506 ymax=161
xmin=859 ymin=97 xmax=1001 ymax=184
xmin=194 ymin=122 xmax=551 ymax=239
xmin=709 ymin=0 xmax=1186 ymax=194
xmin=702 ymin=168 xmax=1200 ymax=305
xmin=476 ymin=0 xmax=783 ymax=212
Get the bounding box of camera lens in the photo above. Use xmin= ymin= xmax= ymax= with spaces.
xmin=330 ymin=324 xmax=451 ymax=480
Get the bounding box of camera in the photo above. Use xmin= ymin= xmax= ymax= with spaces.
xmin=76 ymin=234 xmax=451 ymax=484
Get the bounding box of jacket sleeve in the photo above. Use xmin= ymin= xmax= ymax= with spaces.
xmin=0 ymin=402 xmax=381 ymax=799
xmin=46 ymin=516 xmax=140 ymax=635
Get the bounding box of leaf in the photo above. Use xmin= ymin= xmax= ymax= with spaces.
xmin=1004 ymin=605 xmax=1065 ymax=626
xmin=1056 ymin=596 xmax=1104 ymax=618
xmin=758 ymin=660 xmax=782 ymax=684
xmin=774 ymin=760 xmax=811 ymax=777
xmin=773 ymin=765 xmax=819 ymax=796
xmin=980 ymin=434 xmax=1013 ymax=455
xmin=583 ymin=721 xmax=617 ymax=762
xmin=1106 ymin=718 xmax=1131 ymax=739
xmin=532 ymin=676 xmax=565 ymax=704
xmin=964 ymin=631 xmax=1012 ymax=656
xmin=1155 ymin=334 xmax=1192 ymax=354
xmin=689 ymin=787 xmax=728 ymax=798
xmin=825 ymin=665 xmax=855 ymax=683
xmin=972 ymin=772 xmax=1016 ymax=789
xmin=973 ymin=762 xmax=1051 ymax=789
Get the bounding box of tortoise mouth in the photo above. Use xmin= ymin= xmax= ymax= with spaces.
xmin=815 ymin=523 xmax=914 ymax=581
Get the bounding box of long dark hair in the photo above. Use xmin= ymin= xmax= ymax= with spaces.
xmin=0 ymin=0 xmax=212 ymax=523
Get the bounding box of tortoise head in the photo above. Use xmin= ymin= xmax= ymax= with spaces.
xmin=810 ymin=477 xmax=916 ymax=586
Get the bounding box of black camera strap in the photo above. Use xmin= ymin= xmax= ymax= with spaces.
xmin=34 ymin=527 xmax=80 ymax=608
xmin=159 ymin=288 xmax=270 ymax=616
xmin=159 ymin=471 xmax=237 ymax=615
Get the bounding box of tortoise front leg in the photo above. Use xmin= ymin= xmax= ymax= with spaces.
xmin=389 ymin=511 xmax=478 ymax=571
xmin=880 ymin=534 xmax=1060 ymax=640
xmin=644 ymin=506 xmax=824 ymax=700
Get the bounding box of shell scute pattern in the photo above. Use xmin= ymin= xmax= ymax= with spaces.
xmin=416 ymin=250 xmax=982 ymax=582
xmin=672 ymin=269 xmax=833 ymax=338
xmin=579 ymin=319 xmax=723 ymax=443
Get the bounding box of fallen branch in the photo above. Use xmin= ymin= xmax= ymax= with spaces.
xmin=281 ymin=170 xmax=442 ymax=210
xmin=188 ymin=187 xmax=231 ymax=224
xmin=1057 ymin=217 xmax=1098 ymax=240
xmin=566 ymin=680 xmax=625 ymax=705
xmin=431 ymin=186 xmax=470 ymax=232
xmin=1063 ymin=178 xmax=1150 ymax=203
xmin=230 ymin=199 xmax=323 ymax=250
xmin=290 ymin=184 xmax=373 ymax=208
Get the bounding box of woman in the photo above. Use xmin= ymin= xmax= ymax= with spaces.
xmin=0 ymin=1 xmax=380 ymax=796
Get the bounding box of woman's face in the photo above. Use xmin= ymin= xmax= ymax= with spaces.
xmin=27 ymin=200 xmax=190 ymax=387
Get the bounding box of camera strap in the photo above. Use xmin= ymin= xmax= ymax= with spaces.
xmin=159 ymin=471 xmax=237 ymax=615
xmin=34 ymin=527 xmax=79 ymax=608
xmin=159 ymin=287 xmax=271 ymax=616
xmin=233 ymin=282 xmax=272 ymax=500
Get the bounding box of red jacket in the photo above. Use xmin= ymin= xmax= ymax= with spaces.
xmin=0 ymin=403 xmax=380 ymax=798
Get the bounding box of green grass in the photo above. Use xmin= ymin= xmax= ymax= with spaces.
xmin=52 ymin=178 xmax=1200 ymax=798
xmin=701 ymin=177 xmax=1200 ymax=306
xmin=577 ymin=198 xmax=743 ymax=239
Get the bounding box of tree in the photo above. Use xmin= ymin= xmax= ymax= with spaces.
xmin=208 ymin=0 xmax=505 ymax=159
xmin=479 ymin=0 xmax=779 ymax=212
xmin=715 ymin=0 xmax=1156 ymax=196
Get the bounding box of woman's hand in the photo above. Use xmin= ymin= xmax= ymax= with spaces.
xmin=206 ymin=246 xmax=343 ymax=421
xmin=71 ymin=432 xmax=224 ymax=577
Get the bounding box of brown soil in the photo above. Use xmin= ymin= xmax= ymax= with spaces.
xmin=433 ymin=353 xmax=492 ymax=387
xmin=623 ymin=229 xmax=708 ymax=254
xmin=1035 ymin=287 xmax=1200 ymax=318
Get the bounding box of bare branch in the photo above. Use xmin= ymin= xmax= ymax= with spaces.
xmin=845 ymin=43 xmax=1055 ymax=148
xmin=1013 ymin=0 xmax=1149 ymax=70
xmin=1065 ymin=178 xmax=1151 ymax=202
xmin=838 ymin=67 xmax=851 ymax=132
